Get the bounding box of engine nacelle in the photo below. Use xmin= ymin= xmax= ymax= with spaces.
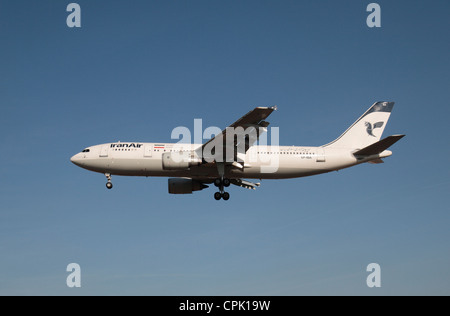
xmin=168 ymin=178 xmax=208 ymax=194
xmin=162 ymin=152 xmax=202 ymax=170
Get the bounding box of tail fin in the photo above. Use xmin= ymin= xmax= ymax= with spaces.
xmin=323 ymin=101 xmax=394 ymax=149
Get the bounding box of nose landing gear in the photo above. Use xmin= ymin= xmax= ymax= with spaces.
xmin=105 ymin=173 xmax=113 ymax=189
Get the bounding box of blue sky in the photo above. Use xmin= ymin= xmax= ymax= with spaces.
xmin=0 ymin=0 xmax=449 ymax=295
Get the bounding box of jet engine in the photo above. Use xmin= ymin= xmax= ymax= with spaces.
xmin=168 ymin=178 xmax=208 ymax=194
xmin=162 ymin=152 xmax=202 ymax=170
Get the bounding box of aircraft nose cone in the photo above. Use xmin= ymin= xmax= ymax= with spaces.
xmin=70 ymin=154 xmax=82 ymax=166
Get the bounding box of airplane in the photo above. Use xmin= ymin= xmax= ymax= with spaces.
xmin=70 ymin=101 xmax=404 ymax=200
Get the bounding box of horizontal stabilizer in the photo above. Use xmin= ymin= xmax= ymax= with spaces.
xmin=353 ymin=134 xmax=405 ymax=156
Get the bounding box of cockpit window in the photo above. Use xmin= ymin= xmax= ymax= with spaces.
xmin=82 ymin=149 xmax=90 ymax=153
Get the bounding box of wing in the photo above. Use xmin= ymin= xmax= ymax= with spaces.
xmin=197 ymin=106 xmax=277 ymax=163
xmin=191 ymin=178 xmax=261 ymax=190
xmin=230 ymin=179 xmax=261 ymax=190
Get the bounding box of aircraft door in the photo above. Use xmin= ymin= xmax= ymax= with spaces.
xmin=144 ymin=144 xmax=153 ymax=157
xmin=99 ymin=145 xmax=109 ymax=157
xmin=316 ymin=147 xmax=326 ymax=162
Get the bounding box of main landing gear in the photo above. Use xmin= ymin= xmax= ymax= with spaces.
xmin=105 ymin=173 xmax=113 ymax=189
xmin=214 ymin=177 xmax=230 ymax=201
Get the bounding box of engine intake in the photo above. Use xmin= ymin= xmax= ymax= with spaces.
xmin=168 ymin=178 xmax=208 ymax=194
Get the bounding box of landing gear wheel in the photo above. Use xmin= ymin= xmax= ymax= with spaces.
xmin=213 ymin=173 xmax=230 ymax=200
xmin=106 ymin=182 xmax=113 ymax=189
xmin=222 ymin=192 xmax=230 ymax=201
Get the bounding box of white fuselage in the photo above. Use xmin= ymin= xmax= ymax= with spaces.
xmin=70 ymin=142 xmax=370 ymax=180
xmin=69 ymin=102 xmax=401 ymax=200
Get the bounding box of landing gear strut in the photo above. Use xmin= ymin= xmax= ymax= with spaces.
xmin=213 ymin=162 xmax=230 ymax=201
xmin=105 ymin=173 xmax=113 ymax=189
